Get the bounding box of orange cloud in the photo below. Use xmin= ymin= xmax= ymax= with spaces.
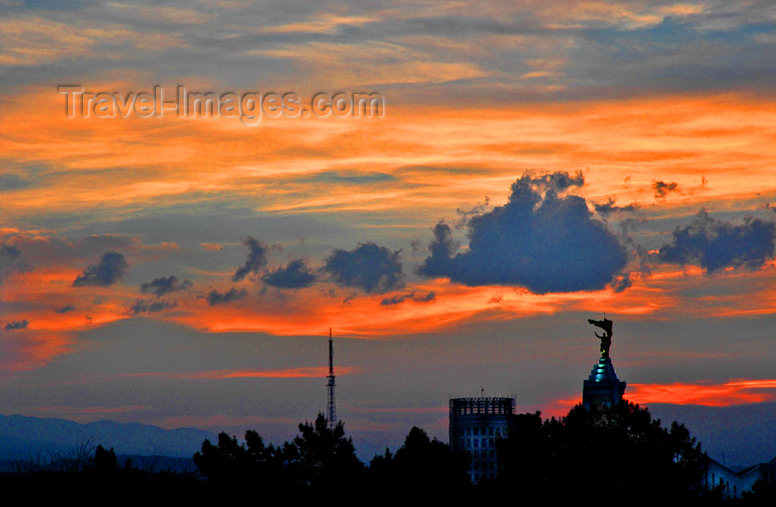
xmin=627 ymin=379 xmax=776 ymax=406
xmin=3 ymin=87 xmax=776 ymax=368
xmin=543 ymin=378 xmax=776 ymax=416
xmin=2 ymin=88 xmax=776 ymax=221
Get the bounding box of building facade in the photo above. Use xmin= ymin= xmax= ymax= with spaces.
xmin=449 ymin=396 xmax=514 ymax=483
xmin=704 ymin=457 xmax=776 ymax=499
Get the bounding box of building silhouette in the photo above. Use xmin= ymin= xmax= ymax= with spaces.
xmin=449 ymin=395 xmax=514 ymax=483
xmin=704 ymin=456 xmax=776 ymax=499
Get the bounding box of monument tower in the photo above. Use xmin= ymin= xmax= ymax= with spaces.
xmin=582 ymin=316 xmax=626 ymax=409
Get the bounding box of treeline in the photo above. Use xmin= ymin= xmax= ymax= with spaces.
xmin=191 ymin=402 xmax=776 ymax=504
xmin=3 ymin=402 xmax=776 ymax=503
xmin=0 ymin=443 xmax=202 ymax=498
xmin=193 ymin=412 xmax=470 ymax=500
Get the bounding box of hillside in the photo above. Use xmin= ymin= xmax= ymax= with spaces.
xmin=0 ymin=414 xmax=216 ymax=462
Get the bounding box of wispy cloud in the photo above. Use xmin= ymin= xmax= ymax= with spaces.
xmin=627 ymin=379 xmax=776 ymax=406
xmin=120 ymin=366 xmax=361 ymax=380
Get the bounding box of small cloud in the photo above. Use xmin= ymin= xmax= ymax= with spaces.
xmin=262 ymin=259 xmax=316 ymax=289
xmin=54 ymin=305 xmax=75 ymax=314
xmin=653 ymin=180 xmax=679 ymax=199
xmin=381 ymin=292 xmax=414 ymax=306
xmin=323 ymin=242 xmax=403 ymax=293
xmin=0 ymin=244 xmax=21 ymax=258
xmin=609 ymin=274 xmax=632 ymax=293
xmin=0 ymin=174 xmax=33 ymax=191
xmin=73 ymin=251 xmax=129 ymax=287
xmin=4 ymin=319 xmax=29 ymax=331
xmin=380 ymin=291 xmax=436 ymax=306
xmin=0 ymin=243 xmax=22 ymax=284
xmin=232 ymin=236 xmax=268 ymax=282
xmin=207 ymin=287 xmax=247 ymax=306
xmin=657 ymin=210 xmax=776 ymax=273
xmin=140 ymin=275 xmax=192 ymax=296
xmin=417 ymin=291 xmax=436 ymax=303
xmin=156 ymin=242 xmax=180 ymax=251
xmin=291 ymin=170 xmax=396 ymax=185
xmin=594 ymin=198 xmax=639 ymax=216
xmin=128 ymin=299 xmax=177 ymax=315
xmin=533 ymin=170 xmax=585 ymax=192
xmin=200 ymin=243 xmax=223 ymax=251
xmin=455 ymin=197 xmax=490 ymax=228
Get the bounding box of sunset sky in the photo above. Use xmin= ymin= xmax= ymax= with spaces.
xmin=2 ymin=0 xmax=776 ymax=456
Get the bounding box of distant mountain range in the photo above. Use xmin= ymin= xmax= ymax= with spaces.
xmin=648 ymin=402 xmax=776 ymax=469
xmin=1 ymin=404 xmax=775 ymax=472
xmin=0 ymin=414 xmax=216 ymax=463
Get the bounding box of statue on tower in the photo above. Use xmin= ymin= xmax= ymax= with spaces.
xmin=583 ymin=316 xmax=625 ymax=409
xmin=587 ymin=317 xmax=613 ymax=359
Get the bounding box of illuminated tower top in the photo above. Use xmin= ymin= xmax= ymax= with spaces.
xmin=583 ymin=316 xmax=626 ymax=409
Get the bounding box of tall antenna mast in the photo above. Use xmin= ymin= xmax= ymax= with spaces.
xmin=327 ymin=327 xmax=337 ymax=430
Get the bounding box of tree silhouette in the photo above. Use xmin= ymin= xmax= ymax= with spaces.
xmin=192 ymin=413 xmax=364 ymax=497
xmin=367 ymin=426 xmax=470 ymax=498
xmin=495 ymin=402 xmax=708 ymax=502
xmin=289 ymin=412 xmax=364 ymax=490
xmin=93 ymin=444 xmax=119 ymax=474
xmin=743 ymin=478 xmax=776 ymax=505
xmin=193 ymin=429 xmax=293 ymax=491
xmin=493 ymin=410 xmax=544 ymax=490
xmin=193 ymin=432 xmax=248 ymax=482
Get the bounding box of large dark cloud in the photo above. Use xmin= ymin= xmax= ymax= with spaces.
xmin=72 ymin=251 xmax=129 ymax=287
xmin=657 ymin=210 xmax=776 ymax=273
xmin=206 ymin=287 xmax=247 ymax=306
xmin=140 ymin=275 xmax=192 ymax=296
xmin=232 ymin=237 xmax=268 ymax=282
xmin=262 ymin=259 xmax=316 ymax=289
xmin=418 ymin=172 xmax=629 ymax=294
xmin=323 ymin=243 xmax=403 ymax=293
